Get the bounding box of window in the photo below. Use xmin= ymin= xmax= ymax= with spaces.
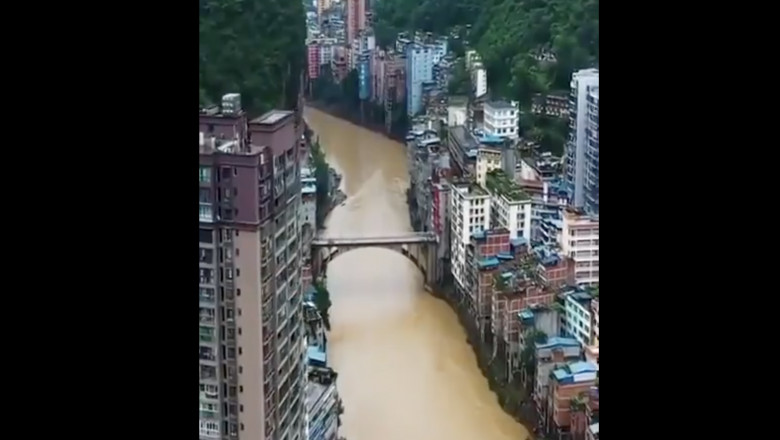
xmin=236 ymin=288 xmax=241 ymax=296
xmin=239 ymin=386 xmax=243 ymax=393
xmin=236 ymin=269 xmax=240 ymax=277
xmin=199 ymin=228 xmax=213 ymax=243
xmin=199 ymin=167 xmax=212 ymax=183
xmin=240 ymin=404 xmax=244 ymax=412
xmin=238 ymin=347 xmax=242 ymax=355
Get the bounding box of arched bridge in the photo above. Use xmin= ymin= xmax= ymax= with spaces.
xmin=310 ymin=232 xmax=439 ymax=285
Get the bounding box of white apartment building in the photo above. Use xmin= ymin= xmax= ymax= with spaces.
xmin=564 ymin=68 xmax=599 ymax=209
xmin=561 ymin=207 xmax=599 ymax=285
xmin=484 ymin=101 xmax=519 ymax=140
xmin=464 ymin=49 xmax=488 ymax=98
xmin=483 ymin=169 xmax=532 ymax=240
xmin=475 ymin=147 xmax=502 ymax=188
xmin=472 ymin=65 xmax=487 ymax=98
xmin=450 ymin=182 xmax=492 ymax=292
xmin=561 ymin=289 xmax=593 ymax=347
xmin=447 ymin=102 xmax=468 ymax=127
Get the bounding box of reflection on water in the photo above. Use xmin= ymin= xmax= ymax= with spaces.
xmin=305 ymin=107 xmax=529 ymax=440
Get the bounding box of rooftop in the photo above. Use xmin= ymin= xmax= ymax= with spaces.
xmin=307 ymin=345 xmax=327 ymax=366
xmin=565 ymin=290 xmax=593 ymax=306
xmin=536 ymin=336 xmax=580 ymax=350
xmin=453 ymin=179 xmax=488 ymax=197
xmin=251 ymin=109 xmax=293 ymax=125
xmin=485 ymin=169 xmax=530 ymax=202
xmin=199 ymin=135 xmax=265 ymax=157
xmin=533 ymin=245 xmax=563 ymax=267
xmin=486 ymin=100 xmax=516 ymax=110
xmin=551 ymin=361 xmax=599 ymax=384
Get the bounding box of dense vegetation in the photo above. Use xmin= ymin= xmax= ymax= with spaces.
xmin=375 ymin=0 xmax=598 ymax=153
xmin=313 ymin=280 xmax=332 ymax=330
xmin=376 ymin=0 xmax=598 ymax=99
xmin=199 ymin=0 xmax=306 ymax=115
xmin=311 ymin=139 xmax=331 ymax=230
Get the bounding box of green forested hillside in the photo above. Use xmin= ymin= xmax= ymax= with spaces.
xmin=199 ymin=0 xmax=306 ymax=115
xmin=375 ymin=0 xmax=598 ymax=100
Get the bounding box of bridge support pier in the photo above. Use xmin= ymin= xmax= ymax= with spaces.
xmin=425 ymin=245 xmax=438 ymax=287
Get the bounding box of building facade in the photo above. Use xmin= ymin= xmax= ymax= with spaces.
xmin=560 ymin=288 xmax=594 ymax=347
xmin=450 ymin=181 xmax=492 ymax=296
xmin=405 ymin=43 xmax=435 ymax=116
xmin=483 ymin=101 xmax=519 ymax=140
xmin=307 ymin=44 xmax=321 ymax=80
xmin=199 ymin=103 xmax=306 ymax=440
xmin=583 ymin=86 xmax=599 ymax=215
xmin=560 ymin=207 xmax=599 ymax=286
xmin=564 ymin=68 xmax=599 ymax=209
xmin=547 ymin=362 xmax=599 ymax=438
xmin=534 ymin=336 xmax=582 ymax=427
xmin=484 ymin=169 xmax=532 ymax=240
xmin=345 ymin=0 xmax=366 ymax=46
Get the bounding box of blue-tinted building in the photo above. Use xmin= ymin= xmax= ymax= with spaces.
xmin=358 ymin=54 xmax=370 ymax=101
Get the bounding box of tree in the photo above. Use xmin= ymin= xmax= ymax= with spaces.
xmin=311 ymin=140 xmax=331 ymax=229
xmin=199 ymin=0 xmax=306 ymax=115
xmin=313 ymin=280 xmax=332 ymax=330
xmin=519 ymin=328 xmax=548 ymax=378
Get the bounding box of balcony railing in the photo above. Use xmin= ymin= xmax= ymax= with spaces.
xmin=200 ymin=410 xmax=219 ymax=420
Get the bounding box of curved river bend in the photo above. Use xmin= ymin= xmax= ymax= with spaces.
xmin=305 ymin=107 xmax=529 ymax=440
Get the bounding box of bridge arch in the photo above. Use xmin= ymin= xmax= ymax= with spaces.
xmin=310 ymin=233 xmax=439 ymax=286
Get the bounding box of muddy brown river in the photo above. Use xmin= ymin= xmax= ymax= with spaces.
xmin=304 ymin=107 xmax=530 ymax=440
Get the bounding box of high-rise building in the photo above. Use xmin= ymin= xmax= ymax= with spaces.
xmin=405 ymin=43 xmax=435 ymax=116
xmin=199 ymin=101 xmax=306 ymax=440
xmin=307 ymin=44 xmax=321 ymax=80
xmin=316 ymin=0 xmax=332 ymax=22
xmin=583 ymin=86 xmax=599 ymax=214
xmin=346 ymin=0 xmax=366 ymax=46
xmin=564 ymin=68 xmax=599 ymax=210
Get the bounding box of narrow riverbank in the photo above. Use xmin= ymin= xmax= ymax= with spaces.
xmin=429 ymin=284 xmax=538 ymax=435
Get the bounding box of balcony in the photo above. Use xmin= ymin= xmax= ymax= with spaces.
xmin=200 ymin=390 xmax=219 ymax=400
xmin=200 ymin=410 xmax=219 ymax=420
xmin=199 ymin=203 xmax=214 ymax=223
xmin=199 ymin=289 xmax=215 ymax=304
xmin=199 ymin=326 xmax=215 ymax=343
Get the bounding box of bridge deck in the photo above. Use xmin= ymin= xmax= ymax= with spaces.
xmin=311 ymin=233 xmax=436 ymax=246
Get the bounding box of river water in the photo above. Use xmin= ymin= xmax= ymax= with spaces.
xmin=304 ymin=107 xmax=530 ymax=440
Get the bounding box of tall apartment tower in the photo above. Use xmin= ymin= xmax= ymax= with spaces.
xmin=564 ymin=68 xmax=599 ymax=210
xmin=346 ymin=0 xmax=366 ymax=46
xmin=583 ymin=86 xmax=599 ymax=214
xmin=316 ymin=0 xmax=331 ymax=22
xmin=199 ymin=101 xmax=306 ymax=440
xmin=405 ymin=43 xmax=434 ymax=116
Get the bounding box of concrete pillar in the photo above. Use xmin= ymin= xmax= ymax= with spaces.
xmin=426 ymin=244 xmax=437 ymax=286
